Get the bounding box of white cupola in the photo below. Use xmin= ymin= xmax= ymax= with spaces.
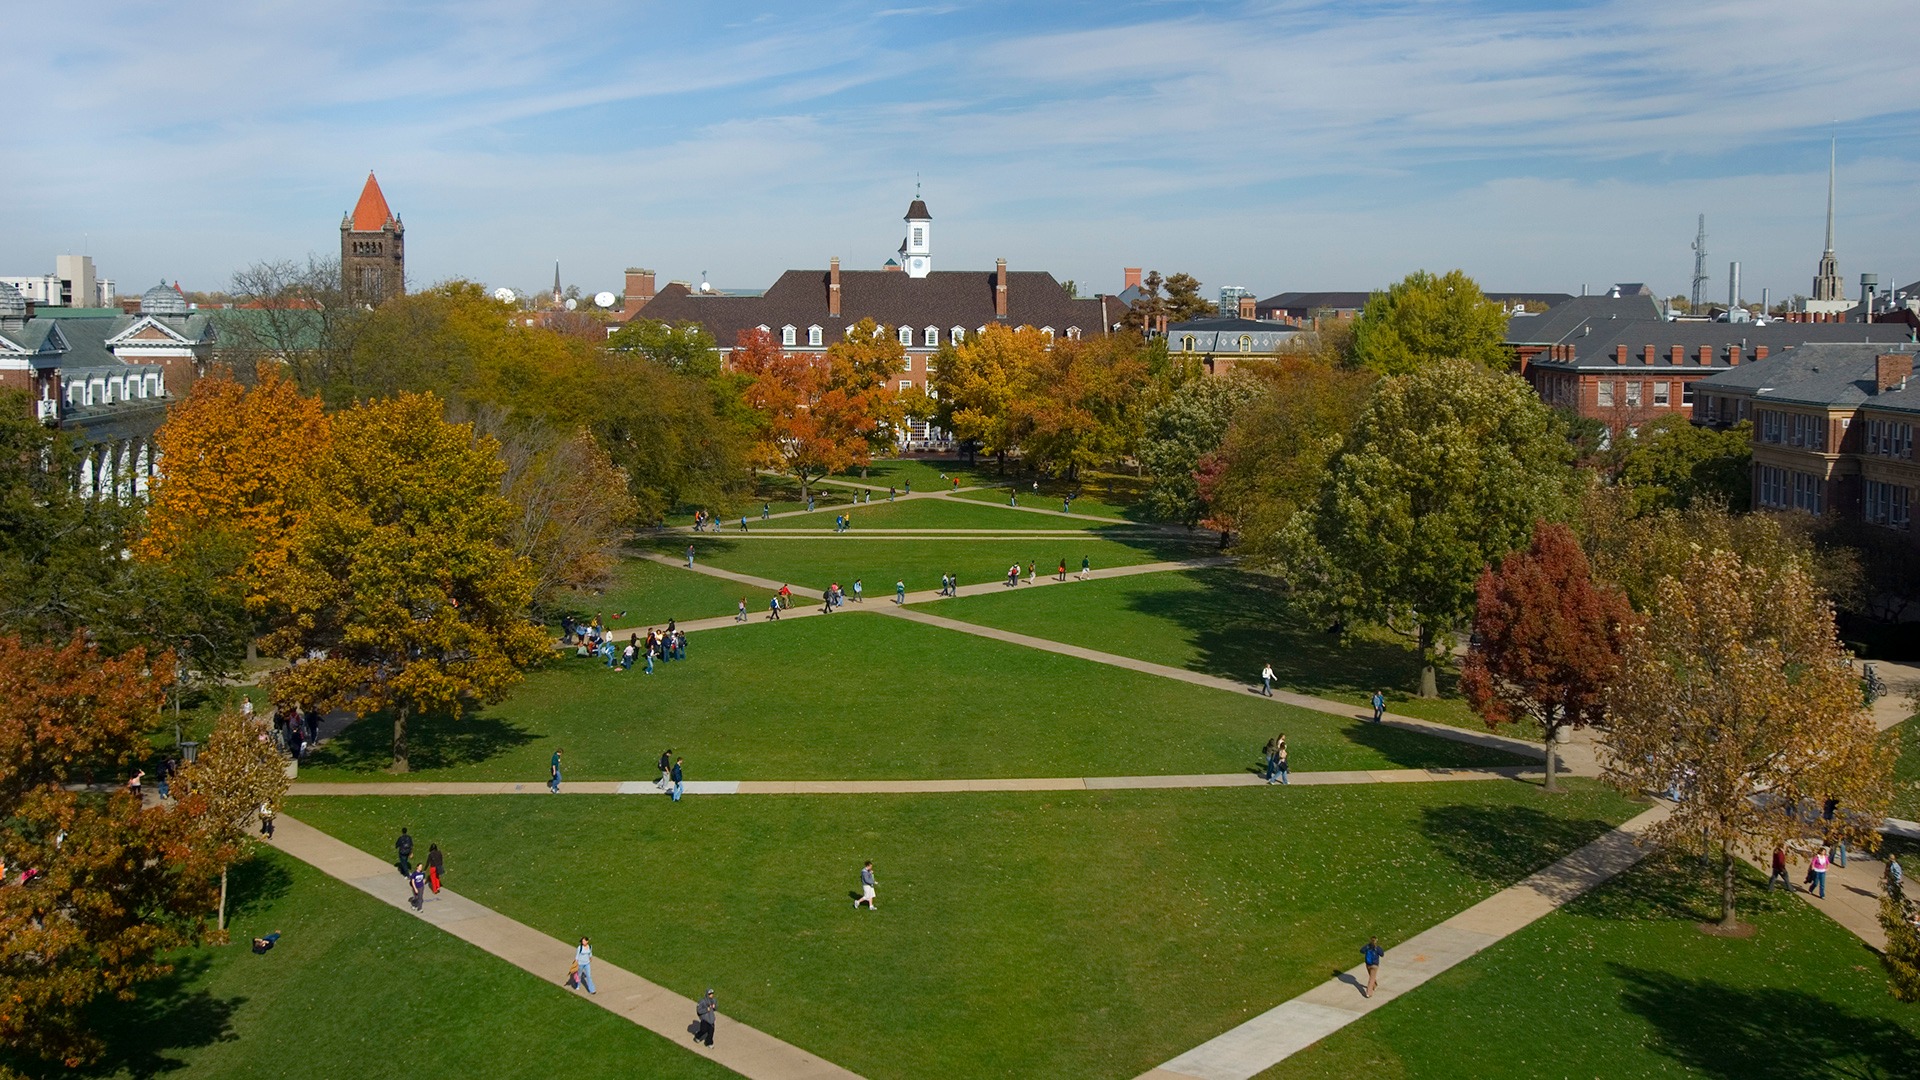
xmin=899 ymin=193 xmax=932 ymax=279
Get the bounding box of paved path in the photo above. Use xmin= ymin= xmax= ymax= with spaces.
xmin=287 ymin=765 xmax=1548 ymax=798
xmin=267 ymin=813 xmax=861 ymax=1080
xmin=873 ymin=604 xmax=1552 ymax=766
xmin=1139 ymin=803 xmax=1670 ymax=1080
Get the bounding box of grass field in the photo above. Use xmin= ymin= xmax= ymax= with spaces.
xmin=287 ymin=780 xmax=1640 ymax=1080
xmin=950 ymin=469 xmax=1159 ymax=522
xmin=48 ymin=851 xmax=733 ymax=1080
xmin=645 ymin=534 xmax=1208 ymax=593
xmin=555 ymin=555 xmax=755 ymax=626
xmin=930 ymin=567 xmax=1497 ymax=732
xmin=731 ymin=494 xmax=1114 ymax=531
xmin=297 ymin=613 xmax=1528 ymax=782
xmin=1262 ymin=850 xmax=1920 ymax=1079
xmin=1887 ymin=715 xmax=1920 ymax=820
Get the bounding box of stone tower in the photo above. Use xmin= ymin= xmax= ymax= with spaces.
xmin=1811 ymin=140 xmax=1843 ymax=303
xmin=341 ymin=172 xmax=405 ymax=306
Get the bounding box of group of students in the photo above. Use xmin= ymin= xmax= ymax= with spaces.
xmin=1001 ymin=558 xmax=1093 ymax=589
xmin=1262 ymin=734 xmax=1290 ymax=785
xmin=573 ymin=620 xmax=689 ymax=675
xmin=392 ymin=827 xmax=447 ymax=912
xmin=690 ymin=509 xmax=749 ymax=533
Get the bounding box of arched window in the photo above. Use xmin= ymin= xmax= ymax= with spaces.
xmin=924 ymin=326 xmax=938 ymax=347
xmin=1040 ymin=327 xmax=1055 ymax=342
xmin=808 ymin=325 xmax=823 ymax=346
xmin=950 ymin=326 xmax=965 ymax=344
xmin=1182 ymin=335 xmax=1196 ymax=353
xmin=781 ymin=325 xmax=796 ymax=347
xmin=1239 ymin=335 xmax=1252 ymax=353
xmin=898 ymin=326 xmax=913 ymax=346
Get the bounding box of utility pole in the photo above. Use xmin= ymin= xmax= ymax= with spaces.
xmin=1690 ymin=214 xmax=1709 ymax=312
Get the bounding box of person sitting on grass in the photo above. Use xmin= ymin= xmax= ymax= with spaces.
xmin=251 ymin=932 xmax=282 ymax=953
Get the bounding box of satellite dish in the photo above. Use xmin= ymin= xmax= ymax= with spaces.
xmin=493 ymin=287 xmax=516 ymax=303
xmin=564 ymin=298 xmax=578 ymax=311
xmin=593 ymin=291 xmax=616 ymax=309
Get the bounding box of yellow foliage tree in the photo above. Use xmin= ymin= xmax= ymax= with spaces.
xmin=930 ymin=324 xmax=1049 ymax=470
xmin=174 ymin=708 xmax=291 ymax=930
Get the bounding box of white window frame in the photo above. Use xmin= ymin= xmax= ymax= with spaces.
xmin=950 ymin=326 xmax=965 ymax=344
xmin=1653 ymin=382 xmax=1670 ymax=407
xmin=901 ymin=356 xmax=913 ymax=373
xmin=924 ymin=326 xmax=938 ymax=347
xmin=898 ymin=326 xmax=913 ymax=346
xmin=1596 ymin=380 xmax=1614 ymax=407
xmin=898 ymin=379 xmax=914 ymax=391
xmin=1040 ymin=327 xmax=1055 ymax=342
xmin=1681 ymin=381 xmax=1695 ymax=406
xmin=808 ymin=325 xmax=823 ymax=347
xmin=1625 ymin=381 xmax=1642 ymax=408
xmin=781 ymin=325 xmax=796 ymax=347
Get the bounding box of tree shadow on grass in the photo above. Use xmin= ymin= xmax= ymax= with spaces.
xmin=62 ymin=955 xmax=242 ymax=1080
xmin=1419 ymin=803 xmax=1617 ymax=890
xmin=1569 ymin=849 xmax=1798 ymax=924
xmin=1611 ymin=963 xmax=1920 ymax=1080
xmin=303 ymin=710 xmax=536 ymax=775
xmin=223 ymin=854 xmax=295 ymax=924
xmin=1338 ymin=718 xmax=1530 ymax=769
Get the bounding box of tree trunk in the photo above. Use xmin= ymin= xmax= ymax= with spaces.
xmin=391 ymin=706 xmax=409 ymax=774
xmin=860 ymin=464 xmax=868 ymax=479
xmin=1719 ymin=838 xmax=1738 ymax=927
xmin=1417 ymin=624 xmax=1439 ymax=699
xmin=1541 ymin=726 xmax=1560 ymax=792
xmin=218 ymin=867 xmax=229 ymax=932
xmin=997 ymin=449 xmax=1006 ymax=475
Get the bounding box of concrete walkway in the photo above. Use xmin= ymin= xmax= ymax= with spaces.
xmin=287 ymin=765 xmax=1548 ymax=798
xmin=1140 ymin=803 xmax=1670 ymax=1080
xmin=873 ymin=604 xmax=1552 ymax=766
xmin=267 ymin=813 xmax=861 ymax=1080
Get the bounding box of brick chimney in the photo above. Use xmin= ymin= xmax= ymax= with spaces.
xmin=1728 ymin=344 xmax=1742 ymax=366
xmin=621 ymin=267 xmax=656 ymax=319
xmin=1642 ymin=344 xmax=1656 ymax=363
xmin=1669 ymin=345 xmax=1684 ymax=365
xmin=829 ymin=257 xmax=841 ymax=318
xmin=1615 ymin=345 xmax=1628 ymax=364
xmin=1124 ymin=267 xmax=1142 ymax=291
xmin=995 ymin=259 xmax=1008 ymax=319
xmin=1698 ymin=345 xmax=1713 ymax=366
xmin=1238 ymin=295 xmax=1256 ymax=319
xmin=1876 ymin=353 xmax=1914 ymax=392
xmin=1754 ymin=346 xmax=1769 ymax=360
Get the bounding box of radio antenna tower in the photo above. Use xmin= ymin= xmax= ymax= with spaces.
xmin=1690 ymin=213 xmax=1709 ymax=311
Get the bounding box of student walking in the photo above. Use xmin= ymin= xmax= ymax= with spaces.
xmin=657 ymin=749 xmax=674 ymax=790
xmin=895 ymin=580 xmax=906 ymax=604
xmin=1361 ymin=937 xmax=1384 ymax=998
xmin=739 ymin=516 xmax=748 ymax=532
xmin=694 ymin=989 xmax=717 ymax=1047
xmin=853 ymin=578 xmax=864 ymax=603
xmin=573 ymin=937 xmax=597 ymax=994
xmin=1026 ymin=561 xmax=1037 ymax=585
xmin=1371 ymin=690 xmax=1386 ymax=723
xmin=1006 ymin=564 xmax=1019 ymax=588
xmin=427 ymin=843 xmax=444 ymax=894
xmin=855 ymin=860 xmax=878 ymax=909
xmin=686 ymin=544 xmax=696 ymax=568
xmin=762 ymin=502 xmax=771 ymax=519
xmin=1056 ymin=558 xmax=1066 ymax=581
xmin=1263 ymin=737 xmax=1280 ymax=784
xmin=1767 ymin=845 xmax=1790 ymax=890
xmin=1079 ymin=555 xmax=1091 ymax=580
xmin=1275 ymin=742 xmax=1289 ymax=785
xmin=1261 ymin=662 xmax=1275 ymax=697
xmin=409 ymin=864 xmax=428 ymax=911
xmin=395 ymin=827 xmax=414 ymax=875
xmin=549 ymin=750 xmax=563 ymax=794
xmin=888 ymin=486 xmax=896 ymax=502
xmin=779 ymin=583 xmax=792 ymax=609
xmin=1810 ymin=846 xmax=1830 ymax=898
xmin=671 ymin=757 xmax=685 ymax=802
xmin=736 ymin=597 xmax=748 ymax=622
xmin=768 ymin=596 xmax=781 ymax=620
xmin=259 ymin=801 xmax=276 ymax=838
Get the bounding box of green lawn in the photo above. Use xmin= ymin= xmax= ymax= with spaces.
xmin=663 ymin=475 xmax=860 ymax=527
xmin=53 ymin=850 xmax=733 ymax=1080
xmin=950 ymin=470 xmax=1159 ymax=522
xmin=831 ymin=457 xmax=998 ymax=493
xmin=1887 ymin=715 xmax=1920 ymax=820
xmin=297 ymin=612 xmax=1526 ymax=782
xmin=931 ymin=567 xmax=1500 ymax=733
xmin=1262 ymin=850 xmax=1920 ymax=1079
xmin=734 ymin=494 xmax=1114 ymax=531
xmin=556 ymin=554 xmax=754 ymax=626
xmin=647 ymin=534 xmax=1207 ymax=593
xmin=288 ymin=780 xmax=1639 ymax=1080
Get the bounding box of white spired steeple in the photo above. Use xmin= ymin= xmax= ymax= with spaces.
xmin=899 ymin=188 xmax=932 ymax=278
xmin=1812 ymin=139 xmax=1844 ymax=303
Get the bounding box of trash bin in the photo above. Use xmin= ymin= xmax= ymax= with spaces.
xmin=179 ymin=740 xmax=199 ymax=764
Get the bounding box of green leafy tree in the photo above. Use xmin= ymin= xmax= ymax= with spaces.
xmin=606 ymin=318 xmax=722 ymax=378
xmin=1162 ymin=272 xmax=1217 ymax=323
xmin=261 ymin=393 xmax=549 ymax=772
xmin=1350 ymin=269 xmax=1510 ymax=375
xmin=174 ymin=708 xmax=291 ymax=930
xmin=1140 ymin=372 xmax=1267 ymax=525
xmin=1016 ymin=334 xmax=1153 ymax=481
xmin=1602 ymin=547 xmax=1892 ymax=927
xmin=931 ymin=325 xmax=1049 ymax=471
xmin=1460 ymin=523 xmax=1634 ymax=791
xmin=1282 ymin=360 xmax=1574 ymax=696
xmin=1613 ymin=413 xmax=1752 ymax=514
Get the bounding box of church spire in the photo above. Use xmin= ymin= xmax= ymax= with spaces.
xmin=1810 ymin=139 xmax=1844 ymax=303
xmin=1823 ymin=137 xmax=1836 ymax=255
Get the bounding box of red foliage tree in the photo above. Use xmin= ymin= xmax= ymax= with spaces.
xmin=1460 ymin=522 xmax=1634 ymax=791
xmin=732 ymin=328 xmax=864 ymax=501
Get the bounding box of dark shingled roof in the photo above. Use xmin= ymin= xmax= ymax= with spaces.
xmin=1693 ymin=342 xmax=1920 ymax=411
xmin=633 ymin=268 xmax=1113 ymax=347
xmin=905 ymin=199 xmax=931 ymax=220
xmin=1505 ymin=294 xmax=1663 ymax=345
xmin=1256 ymin=291 xmax=1373 ymax=313
xmin=1527 ymin=319 xmax=1914 ymax=371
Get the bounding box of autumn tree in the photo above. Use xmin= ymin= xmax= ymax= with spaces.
xmin=481 ymin=415 xmax=639 ymax=613
xmin=1460 ymin=523 xmax=1634 ymax=791
xmin=173 ymin=707 xmax=291 ymax=930
xmin=1349 ymin=269 xmax=1510 ymax=375
xmin=605 ymin=318 xmax=722 ymax=378
xmin=261 ymin=393 xmax=548 ymax=772
xmin=1280 ymin=360 xmax=1573 ymax=696
xmin=825 ymin=319 xmax=911 ymax=474
xmin=223 ymin=256 xmax=366 ymax=395
xmin=732 ymin=328 xmax=861 ymax=501
xmin=1602 ymin=548 xmax=1893 ymax=927
xmin=1140 ymin=372 xmax=1267 ymax=525
xmin=1612 ymin=413 xmax=1752 ymax=514
xmin=1015 ymin=333 xmax=1152 ymax=480
xmin=1880 ymin=863 xmax=1920 ymax=1001
xmin=930 ymin=324 xmax=1049 ymax=471
xmin=0 ymin=636 xmax=220 ymax=1074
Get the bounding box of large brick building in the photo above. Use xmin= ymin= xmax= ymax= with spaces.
xmin=341 ymin=172 xmax=405 ymax=306
xmin=1693 ymin=342 xmax=1920 ymax=538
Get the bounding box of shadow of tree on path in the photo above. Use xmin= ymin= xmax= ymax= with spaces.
xmin=1419 ymin=803 xmax=1617 ymax=888
xmin=1612 ymin=963 xmax=1920 ymax=1080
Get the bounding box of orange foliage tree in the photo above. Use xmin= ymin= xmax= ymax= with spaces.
xmin=733 ymin=328 xmax=865 ymax=502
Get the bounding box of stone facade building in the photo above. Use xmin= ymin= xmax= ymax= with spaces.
xmin=341 ymin=172 xmax=405 ymax=306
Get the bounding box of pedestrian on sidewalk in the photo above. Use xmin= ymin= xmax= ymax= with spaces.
xmin=1810 ymin=846 xmax=1830 ymax=898
xmin=1006 ymin=563 xmax=1019 ymax=588
xmin=1056 ymin=558 xmax=1066 ymax=581
xmin=395 ymin=827 xmax=414 ymax=875
xmin=807 ymin=494 xmax=815 ymax=512
xmin=409 ymin=864 xmax=427 ymax=911
xmin=259 ymin=801 xmax=275 ymax=838
xmin=1263 ymin=737 xmax=1280 ymax=784
xmin=762 ymin=502 xmax=771 ymax=520
xmin=686 ymin=544 xmax=696 ymax=568
xmin=739 ymin=516 xmax=748 ymax=532
xmin=1276 ymin=742 xmax=1289 ymax=785
xmin=905 ymin=479 xmax=911 ymax=494
xmin=889 ymin=486 xmax=896 ymax=502
xmin=550 ymin=749 xmax=563 ymax=793
xmin=127 ymin=768 xmax=144 ymax=802
xmin=779 ymin=583 xmax=792 ymax=609
xmin=737 ymin=597 xmax=748 ymax=623
xmin=1261 ymin=662 xmax=1274 ymax=697
xmin=1027 ymin=561 xmax=1037 ymax=585
xmin=427 ymin=843 xmax=444 ymax=894
xmin=1079 ymin=555 xmax=1090 ymax=580
xmin=573 ymin=937 xmax=597 ymax=994
xmin=657 ymin=749 xmax=673 ymax=790
xmin=694 ymin=989 xmax=717 ymax=1046
xmin=671 ymin=757 xmax=685 ymax=802
xmin=158 ymin=757 xmax=176 ymax=800
xmin=1768 ymin=845 xmax=1790 ymax=890
xmin=853 ymin=578 xmax=864 ymax=603
xmin=1361 ymin=937 xmax=1384 ymax=998
xmin=1371 ymin=690 xmax=1386 ymax=723
xmin=855 ymin=860 xmax=878 ymax=909
xmin=768 ymin=596 xmax=781 ymax=620
xmin=895 ymin=580 xmax=906 ymax=604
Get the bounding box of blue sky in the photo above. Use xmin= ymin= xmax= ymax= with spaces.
xmin=8 ymin=0 xmax=1918 ymax=305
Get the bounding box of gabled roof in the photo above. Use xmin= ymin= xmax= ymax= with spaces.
xmin=1257 ymin=291 xmax=1373 ymax=312
xmin=1505 ymin=294 xmax=1663 ymax=345
xmin=106 ymin=313 xmax=214 ymax=347
xmin=1527 ymin=318 xmax=1913 ymax=371
xmin=351 ymin=172 xmax=395 ymax=231
xmin=1694 ymin=342 xmax=1920 ymax=411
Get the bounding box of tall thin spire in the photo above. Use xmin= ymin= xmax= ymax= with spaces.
xmin=1824 ymin=138 xmax=1836 ymax=254
xmin=553 ymin=260 xmax=562 ymax=299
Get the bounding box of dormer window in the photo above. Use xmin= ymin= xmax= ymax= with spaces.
xmin=808 ymin=325 xmax=823 ymax=347
xmin=898 ymin=326 xmax=913 ymax=346
xmin=924 ymin=326 xmax=938 ymax=347
xmin=1040 ymin=327 xmax=1055 ymax=342
xmin=1066 ymin=327 xmax=1081 ymax=341
xmin=1182 ymin=336 xmax=1196 ymax=353
xmin=951 ymin=326 xmax=965 ymax=344
xmin=1239 ymin=335 xmax=1253 ymax=353
xmin=782 ymin=325 xmax=796 ymax=347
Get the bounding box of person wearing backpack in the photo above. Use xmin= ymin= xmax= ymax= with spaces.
xmin=394 ymin=827 xmax=414 ymax=875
